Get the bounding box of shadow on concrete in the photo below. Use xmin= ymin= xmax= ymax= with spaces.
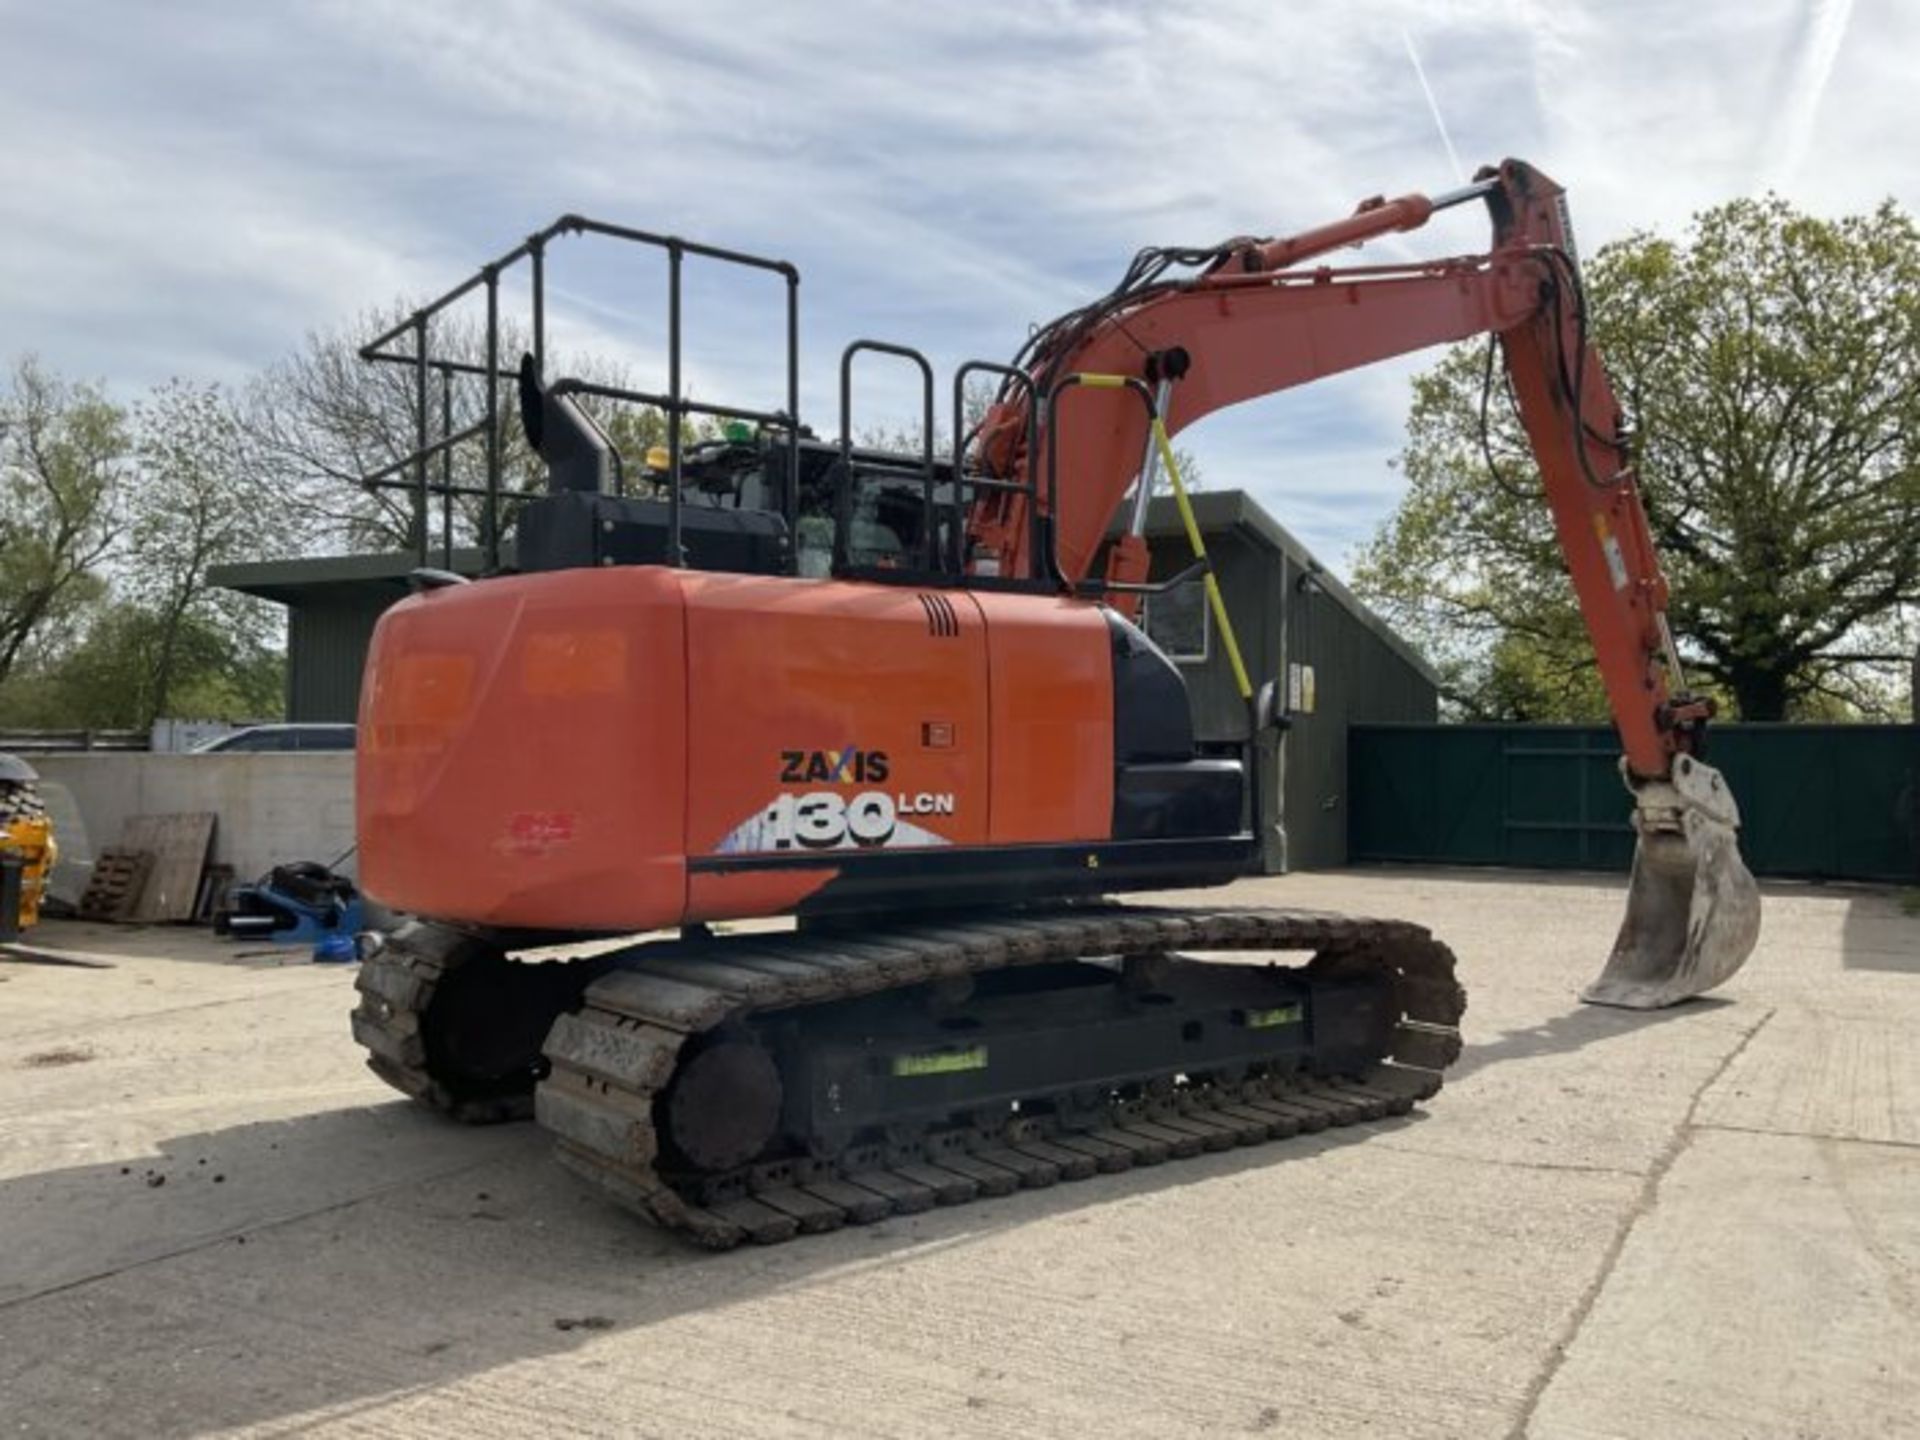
xmin=1342 ymin=863 xmax=1887 ymax=908
xmin=0 ymin=1094 xmax=1426 ymax=1437
xmin=1449 ymin=996 xmax=1733 ymax=1082
xmin=1841 ymin=889 xmax=1920 ymax=974
xmin=1339 ymin=862 xmax=1630 ymax=893
xmin=12 ymin=917 xmax=309 ymax=970
xmin=0 ymin=944 xmax=115 ymax=970
xmin=12 ymin=918 xmax=674 ymax=972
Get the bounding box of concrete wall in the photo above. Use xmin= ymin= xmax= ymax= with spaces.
xmin=31 ymin=753 xmax=355 ymax=905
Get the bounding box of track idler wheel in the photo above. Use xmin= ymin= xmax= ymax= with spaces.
xmin=663 ymin=1036 xmax=783 ymax=1173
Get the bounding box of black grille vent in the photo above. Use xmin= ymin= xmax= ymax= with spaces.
xmin=918 ymin=592 xmax=959 ymax=638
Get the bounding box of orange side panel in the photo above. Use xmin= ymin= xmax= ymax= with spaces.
xmin=681 ymin=575 xmax=989 ymax=894
xmin=357 ymin=568 xmax=688 ymax=931
xmin=359 ymin=566 xmax=1118 ymax=932
xmin=974 ymin=593 xmax=1113 ymax=843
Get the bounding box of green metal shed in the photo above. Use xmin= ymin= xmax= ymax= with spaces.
xmin=210 ymin=551 xmax=491 ymax=724
xmin=1131 ymin=491 xmax=1438 ymax=871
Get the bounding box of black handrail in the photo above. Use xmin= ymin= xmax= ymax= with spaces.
xmin=358 ymin=215 xmax=798 ymax=359
xmin=360 ymin=419 xmax=491 ymax=484
xmin=359 ymin=218 xmax=1205 ymax=594
xmin=1089 ymin=556 xmax=1211 ymax=597
xmin=951 ymin=361 xmax=1039 ymax=578
xmin=356 ymin=214 xmax=802 ymax=572
xmin=837 ymin=340 xmax=938 ymax=573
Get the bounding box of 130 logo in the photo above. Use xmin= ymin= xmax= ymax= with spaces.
xmin=762 ymin=790 xmax=897 ymax=849
xmin=751 ymin=789 xmax=956 ymax=850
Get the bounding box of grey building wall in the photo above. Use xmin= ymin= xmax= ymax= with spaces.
xmin=210 ymin=549 xmax=493 ymax=725
xmin=33 ymin=752 xmax=356 ymax=901
xmin=287 ymin=599 xmax=391 ymax=722
xmin=1137 ymin=491 xmax=1437 ymax=870
xmin=1278 ymin=574 xmax=1438 ymax=867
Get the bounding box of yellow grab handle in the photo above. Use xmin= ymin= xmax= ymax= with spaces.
xmin=1150 ymin=419 xmax=1253 ymax=700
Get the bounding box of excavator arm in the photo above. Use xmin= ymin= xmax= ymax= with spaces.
xmin=972 ymin=159 xmax=1760 ymax=1007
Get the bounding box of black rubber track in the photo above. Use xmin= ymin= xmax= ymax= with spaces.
xmin=530 ymin=904 xmax=1465 ymax=1250
xmin=351 ymin=920 xmax=616 ymax=1123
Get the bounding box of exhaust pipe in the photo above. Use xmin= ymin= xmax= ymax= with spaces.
xmin=516 ymin=353 xmax=614 ymax=495
xmin=1583 ymin=754 xmax=1762 ymax=1009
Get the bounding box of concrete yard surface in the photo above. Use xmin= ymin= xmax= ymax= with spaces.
xmin=1 ymin=870 xmax=1915 ymax=1439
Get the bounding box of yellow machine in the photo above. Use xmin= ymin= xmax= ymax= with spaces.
xmin=0 ymin=754 xmax=55 ymax=938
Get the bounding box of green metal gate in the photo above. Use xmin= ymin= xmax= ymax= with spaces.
xmin=1349 ymin=723 xmax=1920 ymax=884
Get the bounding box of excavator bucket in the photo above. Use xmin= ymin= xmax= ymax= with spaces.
xmin=1583 ymin=754 xmax=1762 ymax=1009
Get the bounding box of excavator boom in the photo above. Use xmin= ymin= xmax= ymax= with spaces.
xmin=970 ymin=159 xmax=1760 ymax=1006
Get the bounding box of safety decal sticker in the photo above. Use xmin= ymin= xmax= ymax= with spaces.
xmin=891 ymin=1045 xmax=988 ymax=1078
xmin=1592 ymin=513 xmax=1630 ymax=591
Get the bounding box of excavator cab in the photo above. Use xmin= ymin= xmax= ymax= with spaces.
xmin=509 ymin=347 xmax=972 ymax=585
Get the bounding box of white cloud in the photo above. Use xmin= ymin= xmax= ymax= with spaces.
xmin=1761 ymin=0 xmax=1856 ymax=190
xmin=1 ymin=0 xmax=1908 ymax=564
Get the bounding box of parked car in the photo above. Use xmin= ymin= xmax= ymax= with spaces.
xmin=192 ymin=724 xmax=357 ymax=753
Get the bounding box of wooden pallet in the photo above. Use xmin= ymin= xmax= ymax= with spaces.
xmin=78 ymin=848 xmax=155 ymax=923
xmin=117 ymin=812 xmax=216 ymax=923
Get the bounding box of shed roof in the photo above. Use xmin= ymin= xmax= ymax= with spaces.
xmin=209 ymin=548 xmax=496 ymax=605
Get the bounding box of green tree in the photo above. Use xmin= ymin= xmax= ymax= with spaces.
xmin=0 ymin=604 xmax=282 ymax=729
xmin=242 ymin=303 xmax=538 ymax=555
xmin=0 ymin=358 xmax=125 ymax=687
xmin=0 ymin=360 xmax=286 ymax=730
xmin=244 ymin=302 xmax=669 ymax=556
xmin=124 ymin=378 xmax=278 ymax=726
xmin=1355 ymin=196 xmax=1920 ymax=721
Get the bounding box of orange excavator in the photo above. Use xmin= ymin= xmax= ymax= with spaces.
xmin=350 ymin=159 xmax=1761 ymax=1248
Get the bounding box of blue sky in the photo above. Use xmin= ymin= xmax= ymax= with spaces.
xmin=0 ymin=0 xmax=1903 ymax=573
